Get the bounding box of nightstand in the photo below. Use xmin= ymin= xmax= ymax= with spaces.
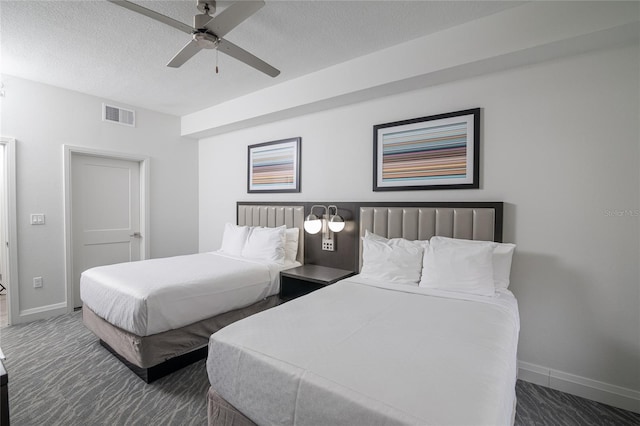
xmin=280 ymin=264 xmax=355 ymax=302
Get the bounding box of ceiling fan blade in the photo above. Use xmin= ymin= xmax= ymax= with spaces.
xmin=167 ymin=39 xmax=203 ymax=68
xmin=218 ymin=38 xmax=280 ymax=77
xmin=205 ymin=1 xmax=265 ymax=38
xmin=107 ymin=0 xmax=193 ymax=34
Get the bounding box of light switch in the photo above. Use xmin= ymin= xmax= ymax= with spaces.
xmin=30 ymin=214 xmax=45 ymax=225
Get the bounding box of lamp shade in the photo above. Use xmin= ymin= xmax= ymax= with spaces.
xmin=328 ymin=215 xmax=345 ymax=232
xmin=303 ymin=214 xmax=322 ymax=234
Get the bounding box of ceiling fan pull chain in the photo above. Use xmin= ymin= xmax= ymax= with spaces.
xmin=216 ymin=48 xmax=219 ymax=74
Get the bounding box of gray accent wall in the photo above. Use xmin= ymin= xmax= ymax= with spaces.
xmin=198 ymin=44 xmax=640 ymax=403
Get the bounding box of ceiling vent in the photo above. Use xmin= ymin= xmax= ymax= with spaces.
xmin=102 ymin=103 xmax=135 ymax=127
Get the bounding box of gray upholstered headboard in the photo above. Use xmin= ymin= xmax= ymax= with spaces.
xmin=237 ymin=204 xmax=305 ymax=264
xmin=359 ymin=205 xmax=502 ymax=271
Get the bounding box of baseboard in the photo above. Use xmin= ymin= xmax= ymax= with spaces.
xmin=518 ymin=361 xmax=640 ymax=413
xmin=17 ymin=302 xmax=68 ymax=324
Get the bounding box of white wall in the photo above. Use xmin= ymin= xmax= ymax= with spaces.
xmin=199 ymin=45 xmax=639 ymax=401
xmin=183 ymin=1 xmax=639 ymax=138
xmin=0 ymin=144 xmax=4 ymax=281
xmin=0 ymin=76 xmax=199 ymax=322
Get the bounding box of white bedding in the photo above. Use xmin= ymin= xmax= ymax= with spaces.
xmin=81 ymin=252 xmax=298 ymax=336
xmin=207 ymin=275 xmax=520 ymax=426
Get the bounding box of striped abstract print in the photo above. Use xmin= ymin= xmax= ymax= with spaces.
xmin=249 ymin=139 xmax=299 ymax=192
xmin=381 ymin=120 xmax=469 ymax=184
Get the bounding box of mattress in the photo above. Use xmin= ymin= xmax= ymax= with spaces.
xmin=81 ymin=251 xmax=296 ymax=336
xmin=207 ymin=276 xmax=520 ymax=426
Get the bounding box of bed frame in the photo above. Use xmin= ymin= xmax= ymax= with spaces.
xmin=83 ymin=204 xmax=305 ymax=383
xmin=207 ymin=201 xmax=504 ymax=426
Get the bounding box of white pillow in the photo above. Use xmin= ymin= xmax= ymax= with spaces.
xmin=420 ymin=242 xmax=495 ymax=296
xmin=241 ymin=225 xmax=286 ymax=264
xmin=492 ymin=244 xmax=516 ymax=289
xmin=285 ymin=227 xmax=299 ymax=263
xmin=430 ymin=236 xmax=516 ymax=289
xmin=360 ymin=231 xmax=425 ymax=285
xmin=219 ymin=223 xmax=250 ymax=256
xmin=364 ymin=230 xmax=430 ymax=249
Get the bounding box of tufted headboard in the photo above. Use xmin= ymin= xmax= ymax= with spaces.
xmin=359 ymin=203 xmax=503 ymax=271
xmin=237 ymin=204 xmax=305 ymax=264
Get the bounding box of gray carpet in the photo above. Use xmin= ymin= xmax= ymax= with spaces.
xmin=1 ymin=311 xmax=209 ymax=425
xmin=1 ymin=311 xmax=639 ymax=426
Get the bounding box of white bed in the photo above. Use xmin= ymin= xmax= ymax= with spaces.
xmin=207 ymin=277 xmax=519 ymax=425
xmin=81 ymin=204 xmax=305 ymax=382
xmin=205 ymin=203 xmax=520 ymax=425
xmin=81 ymin=252 xmax=296 ymax=337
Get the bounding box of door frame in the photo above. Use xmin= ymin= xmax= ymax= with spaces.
xmin=0 ymin=137 xmax=18 ymax=325
xmin=63 ymin=145 xmax=150 ymax=313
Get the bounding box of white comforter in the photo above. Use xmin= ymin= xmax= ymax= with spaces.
xmin=81 ymin=252 xmax=292 ymax=336
xmin=207 ymin=276 xmax=520 ymax=426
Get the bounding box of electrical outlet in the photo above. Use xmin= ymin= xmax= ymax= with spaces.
xmin=33 ymin=276 xmax=43 ymax=288
xmin=322 ymin=238 xmax=335 ymax=251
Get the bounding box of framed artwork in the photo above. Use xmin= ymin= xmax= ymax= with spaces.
xmin=248 ymin=137 xmax=301 ymax=193
xmin=373 ymin=108 xmax=480 ymax=191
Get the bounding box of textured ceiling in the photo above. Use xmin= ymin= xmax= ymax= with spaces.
xmin=1 ymin=0 xmax=522 ymax=116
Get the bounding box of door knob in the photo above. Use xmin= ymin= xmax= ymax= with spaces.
xmin=130 ymin=232 xmax=142 ymax=238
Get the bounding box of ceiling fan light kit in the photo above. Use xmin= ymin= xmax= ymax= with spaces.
xmin=193 ymin=33 xmax=219 ymax=50
xmin=108 ymin=0 xmax=280 ymax=77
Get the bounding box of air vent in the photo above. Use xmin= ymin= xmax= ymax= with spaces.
xmin=102 ymin=103 xmax=135 ymax=127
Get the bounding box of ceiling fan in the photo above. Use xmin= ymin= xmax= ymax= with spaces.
xmin=107 ymin=0 xmax=279 ymax=77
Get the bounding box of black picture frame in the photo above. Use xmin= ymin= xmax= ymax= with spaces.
xmin=247 ymin=137 xmax=301 ymax=193
xmin=373 ymin=108 xmax=480 ymax=191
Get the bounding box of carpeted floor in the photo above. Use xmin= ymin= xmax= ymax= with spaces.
xmin=1 ymin=311 xmax=208 ymax=425
xmin=1 ymin=311 xmax=638 ymax=426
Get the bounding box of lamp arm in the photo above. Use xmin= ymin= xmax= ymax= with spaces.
xmin=309 ymin=205 xmax=329 ymax=239
xmin=310 ymin=204 xmax=328 ymax=217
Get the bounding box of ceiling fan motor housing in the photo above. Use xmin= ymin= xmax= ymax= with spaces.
xmin=193 ymin=32 xmax=219 ymax=49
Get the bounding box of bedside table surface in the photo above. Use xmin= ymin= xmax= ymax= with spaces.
xmin=281 ymin=264 xmax=355 ymax=285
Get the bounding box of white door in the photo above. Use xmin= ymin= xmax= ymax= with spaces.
xmin=1 ymin=137 xmax=17 ymax=325
xmin=71 ymin=154 xmax=142 ymax=308
xmin=0 ymin=144 xmax=6 ymax=325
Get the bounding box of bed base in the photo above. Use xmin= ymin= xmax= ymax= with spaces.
xmin=101 ymin=340 xmax=208 ymax=383
xmin=84 ymin=296 xmax=280 ymax=384
xmin=208 ymin=387 xmax=256 ymax=426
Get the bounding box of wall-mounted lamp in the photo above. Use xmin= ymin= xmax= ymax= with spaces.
xmin=327 ymin=205 xmax=345 ymax=232
xmin=304 ymin=205 xmax=344 ymax=251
